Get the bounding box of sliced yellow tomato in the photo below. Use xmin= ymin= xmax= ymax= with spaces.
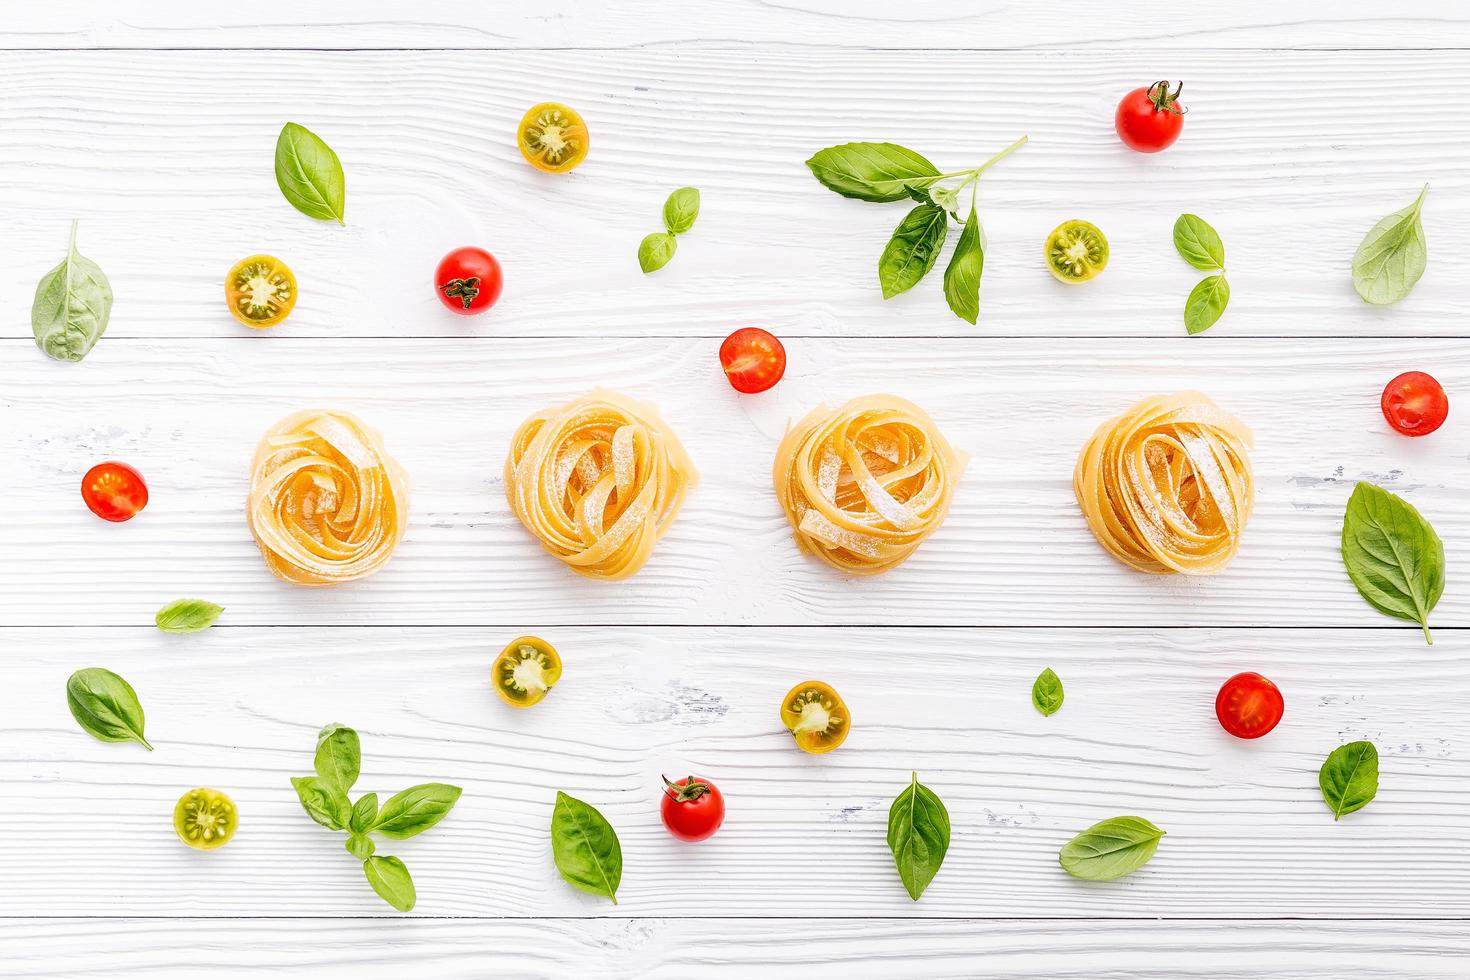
xmin=226 ymin=255 xmax=297 ymax=328
xmin=1045 ymin=220 xmax=1109 ymax=283
xmin=493 ymin=636 xmax=563 ymax=708
xmin=517 ymin=103 xmax=589 ymax=174
xmin=780 ymin=680 xmax=850 ymax=754
xmin=174 ymin=787 xmax=237 ymax=850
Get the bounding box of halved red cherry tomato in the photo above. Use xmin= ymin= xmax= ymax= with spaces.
xmin=1115 ymin=81 xmax=1185 ymax=153
xmin=1215 ymin=672 xmax=1284 ymax=740
xmin=1381 ymin=371 xmax=1448 ymax=437
xmin=780 ymin=680 xmax=849 ymax=754
xmin=719 ymin=327 xmax=786 ymax=393
xmin=660 ymin=774 xmax=725 ymax=842
xmin=81 ymin=461 xmax=148 ymax=522
xmin=435 ymin=247 xmax=504 ymax=316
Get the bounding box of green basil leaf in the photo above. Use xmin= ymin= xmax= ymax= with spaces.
xmin=1352 ymin=184 xmax=1428 ymax=305
xmin=370 ymin=783 xmax=462 ymax=840
xmin=806 ymin=142 xmax=941 ymax=203
xmin=32 ymin=221 xmax=113 ymax=363
xmin=1184 ymin=274 xmax=1230 ymax=335
xmin=886 ymin=772 xmax=950 ymax=901
xmin=349 ymin=792 xmax=378 ymax=835
xmin=1059 ymin=815 xmax=1165 ymax=881
xmin=942 ymin=205 xmax=984 ymax=324
xmin=363 ymin=855 xmax=415 ymax=912
xmin=1172 ymin=213 xmax=1225 ymax=271
xmin=291 ymin=775 xmax=351 ymax=831
xmin=345 ymin=832 xmax=376 ymax=860
xmin=65 ymin=667 xmax=152 ymax=750
xmin=878 ymin=203 xmax=947 ymax=299
xmin=274 ymin=121 xmax=346 ymax=224
xmin=1032 ymin=667 xmax=1064 ymax=716
xmin=638 ymin=232 xmax=677 ymax=274
xmin=662 ymin=187 xmax=700 ymax=235
xmin=314 ymin=723 xmax=361 ymax=794
xmin=1319 ymin=740 xmax=1379 ymax=820
xmin=550 ymin=791 xmax=622 ymax=904
xmin=1341 ymin=481 xmax=1444 ymax=644
xmin=154 ymin=598 xmax=223 ymax=634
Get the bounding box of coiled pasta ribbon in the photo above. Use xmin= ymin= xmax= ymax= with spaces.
xmin=1074 ymin=391 xmax=1254 ymax=575
xmin=504 ymin=390 xmax=697 ymax=580
xmin=246 ymin=410 xmax=410 ymax=586
xmin=773 ymin=394 xmax=965 ymax=575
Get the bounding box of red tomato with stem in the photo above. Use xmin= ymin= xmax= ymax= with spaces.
xmin=659 ymin=775 xmax=725 ymax=842
xmin=719 ymin=327 xmax=786 ymax=393
xmin=81 ymin=461 xmax=149 ymax=522
xmin=1215 ymin=672 xmax=1284 ymax=740
xmin=435 ymin=247 xmax=504 ymax=316
xmin=1115 ymin=81 xmax=1185 ymax=153
xmin=1381 ymin=371 xmax=1448 ymax=437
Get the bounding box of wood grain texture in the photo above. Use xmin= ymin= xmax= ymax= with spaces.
xmin=5 ymin=627 xmax=1469 ymax=917
xmin=0 ymin=48 xmax=1466 ymax=341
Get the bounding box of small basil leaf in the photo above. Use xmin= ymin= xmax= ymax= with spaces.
xmin=291 ymin=775 xmax=351 ymax=831
xmin=1032 ymin=667 xmax=1064 ymax=716
xmin=1341 ymin=482 xmax=1444 ymax=644
xmin=345 ymin=832 xmax=376 ymax=860
xmin=638 ymin=232 xmax=677 ymax=274
xmin=1352 ymin=184 xmax=1428 ymax=305
xmin=274 ymin=121 xmax=346 ymax=224
xmin=1059 ymin=816 xmax=1165 ymax=881
xmin=886 ymin=772 xmax=950 ymax=901
xmin=370 ymin=783 xmax=462 ymax=840
xmin=1184 ymin=274 xmax=1230 ymax=334
xmin=154 ymin=599 xmax=224 ymax=634
xmin=941 ymin=205 xmax=984 ymax=324
xmin=1172 ymin=213 xmax=1225 ymax=271
xmin=363 ymin=855 xmax=415 ymax=912
xmin=1319 ymin=740 xmax=1380 ymax=820
xmin=878 ymin=202 xmax=948 ymax=299
xmin=314 ymin=723 xmax=361 ymax=794
xmin=32 ymin=221 xmax=113 ymax=363
xmin=550 ymin=791 xmax=622 ymax=904
xmin=349 ymin=792 xmax=378 ymax=835
xmin=662 ymin=187 xmax=700 ymax=235
xmin=904 ymin=184 xmax=934 ymax=204
xmin=806 ymin=142 xmax=941 ymax=203
xmin=65 ymin=668 xmax=152 ymax=750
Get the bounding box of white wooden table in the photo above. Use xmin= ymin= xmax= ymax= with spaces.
xmin=4 ymin=3 xmax=1469 ymax=976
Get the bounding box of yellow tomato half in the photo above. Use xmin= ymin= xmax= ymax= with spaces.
xmin=493 ymin=636 xmax=563 ymax=708
xmin=226 ymin=255 xmax=297 ymax=328
xmin=174 ymin=787 xmax=237 ymax=850
xmin=780 ymin=680 xmax=850 ymax=754
xmin=517 ymin=103 xmax=589 ymax=174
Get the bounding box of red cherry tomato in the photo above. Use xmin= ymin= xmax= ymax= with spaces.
xmin=659 ymin=775 xmax=725 ymax=842
xmin=719 ymin=327 xmax=786 ymax=393
xmin=1215 ymin=672 xmax=1284 ymax=740
xmin=81 ymin=461 xmax=149 ymax=522
xmin=1381 ymin=371 xmax=1448 ymax=437
xmin=434 ymin=247 xmax=504 ymax=316
xmin=1115 ymin=81 xmax=1185 ymax=153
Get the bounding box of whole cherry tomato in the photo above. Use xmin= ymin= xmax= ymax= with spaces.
xmin=1215 ymin=672 xmax=1284 ymax=740
xmin=435 ymin=247 xmax=504 ymax=316
xmin=81 ymin=461 xmax=149 ymax=522
xmin=719 ymin=327 xmax=786 ymax=393
xmin=1115 ymin=81 xmax=1185 ymax=153
xmin=1381 ymin=371 xmax=1448 ymax=437
xmin=659 ymin=775 xmax=725 ymax=842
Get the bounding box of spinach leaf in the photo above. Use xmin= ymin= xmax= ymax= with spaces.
xmin=662 ymin=187 xmax=700 ymax=235
xmin=1172 ymin=213 xmax=1225 ymax=271
xmin=942 ymin=205 xmax=984 ymax=323
xmin=314 ymin=723 xmax=361 ymax=794
xmin=550 ymin=791 xmax=622 ymax=904
xmin=1184 ymin=274 xmax=1230 ymax=334
xmin=291 ymin=775 xmax=351 ymax=831
xmin=274 ymin=122 xmax=346 ymax=223
xmin=1319 ymin=740 xmax=1379 ymax=820
xmin=349 ymin=792 xmax=379 ymax=835
xmin=32 ymin=221 xmax=113 ymax=363
xmin=1352 ymin=184 xmax=1427 ymax=305
xmin=1059 ymin=815 xmax=1165 ymax=881
xmin=886 ymin=772 xmax=950 ymax=901
xmin=806 ymin=142 xmax=941 ymax=202
xmin=1341 ymin=481 xmax=1444 ymax=644
xmin=878 ymin=202 xmax=947 ymax=298
xmin=154 ymin=598 xmax=223 ymax=634
xmin=638 ymin=232 xmax=677 ymax=273
xmin=370 ymin=783 xmax=462 ymax=839
xmin=363 ymin=855 xmax=415 ymax=911
xmin=65 ymin=667 xmax=152 ymax=750
xmin=1032 ymin=667 xmax=1064 ymax=716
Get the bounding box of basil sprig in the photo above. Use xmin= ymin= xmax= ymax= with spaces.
xmin=1352 ymin=185 xmax=1428 ymax=304
xmin=550 ymin=791 xmax=623 ymax=904
xmin=638 ymin=187 xmax=700 ymax=273
xmin=886 ymin=772 xmax=950 ymax=901
xmin=1059 ymin=815 xmax=1165 ymax=881
xmin=1173 ymin=214 xmax=1230 ymax=334
xmin=65 ymin=667 xmax=152 ymax=750
xmin=154 ymin=598 xmax=224 ymax=634
xmin=1340 ymin=482 xmax=1445 ymax=644
xmin=32 ymin=221 xmax=113 ymax=363
xmin=289 ymin=723 xmax=461 ymax=911
xmin=274 ymin=122 xmax=346 ymax=224
xmin=1032 ymin=668 xmax=1064 ymax=716
xmin=1319 ymin=740 xmax=1379 ymax=820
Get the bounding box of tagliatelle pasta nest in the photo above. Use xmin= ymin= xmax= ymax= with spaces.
xmin=246 ymin=410 xmax=410 ymax=586
xmin=773 ymin=394 xmax=966 ymax=575
xmin=504 ymin=390 xmax=697 ymax=580
xmin=1073 ymin=391 xmax=1254 ymax=575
